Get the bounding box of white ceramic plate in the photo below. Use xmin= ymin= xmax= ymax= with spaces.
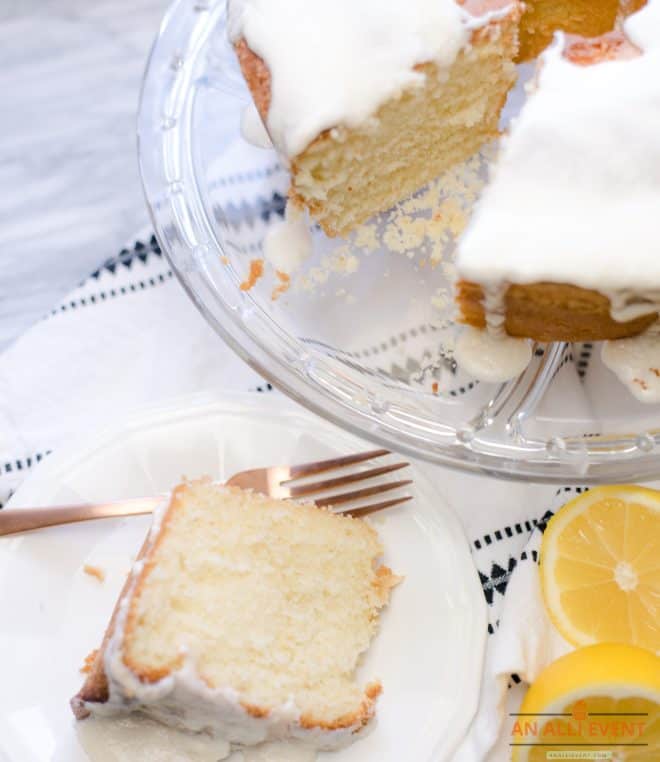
xmin=0 ymin=392 xmax=485 ymax=762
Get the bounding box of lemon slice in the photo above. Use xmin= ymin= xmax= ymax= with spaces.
xmin=512 ymin=644 xmax=660 ymax=762
xmin=540 ymin=485 xmax=660 ymax=652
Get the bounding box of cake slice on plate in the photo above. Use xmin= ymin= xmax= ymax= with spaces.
xmin=72 ymin=480 xmax=399 ymax=750
xmin=230 ymin=0 xmax=521 ymax=237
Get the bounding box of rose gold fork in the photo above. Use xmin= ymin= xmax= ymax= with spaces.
xmin=0 ymin=449 xmax=412 ymax=536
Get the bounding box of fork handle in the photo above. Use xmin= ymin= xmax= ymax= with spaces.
xmin=0 ymin=497 xmax=164 ymax=537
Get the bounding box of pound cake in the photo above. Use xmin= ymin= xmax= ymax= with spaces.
xmin=456 ymin=2 xmax=660 ymax=343
xmin=230 ymin=0 xmax=521 ymax=237
xmin=72 ymin=480 xmax=399 ymax=750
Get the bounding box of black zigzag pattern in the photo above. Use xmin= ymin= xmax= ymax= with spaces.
xmin=221 ymin=191 xmax=287 ymax=230
xmin=210 ymin=163 xmax=284 ymax=189
xmin=88 ymin=235 xmax=162 ymax=280
xmin=480 ymin=556 xmax=518 ymax=605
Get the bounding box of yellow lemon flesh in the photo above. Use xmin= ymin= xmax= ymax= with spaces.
xmin=540 ymin=485 xmax=660 ymax=652
xmin=512 ymin=643 xmax=660 ymax=762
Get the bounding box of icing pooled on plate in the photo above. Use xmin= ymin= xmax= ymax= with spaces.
xmin=602 ymin=331 xmax=660 ymax=403
xmin=77 ymin=715 xmax=318 ymax=762
xmin=76 ymin=715 xmax=231 ymax=761
xmin=240 ymin=741 xmax=317 ymax=762
xmin=454 ymin=326 xmax=532 ymax=382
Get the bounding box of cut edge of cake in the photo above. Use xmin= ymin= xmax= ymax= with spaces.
xmin=72 ymin=480 xmax=400 ymax=750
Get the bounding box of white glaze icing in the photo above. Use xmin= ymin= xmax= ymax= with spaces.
xmin=454 ymin=326 xmax=532 ymax=382
xmin=76 ymin=716 xmax=318 ymax=762
xmin=263 ymin=205 xmax=313 ymax=275
xmin=240 ymin=103 xmax=273 ymax=149
xmin=602 ymin=331 xmax=660 ymax=403
xmin=228 ymin=0 xmax=511 ymax=157
xmin=482 ymin=283 xmax=508 ymax=337
xmin=240 ymin=741 xmax=317 ymax=762
xmin=76 ymin=715 xmax=232 ymax=761
xmin=457 ymin=2 xmax=660 ymax=323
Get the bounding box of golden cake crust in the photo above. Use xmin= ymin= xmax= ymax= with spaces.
xmin=71 ymin=530 xmax=155 ymax=718
xmin=457 ymin=281 xmax=658 ymax=342
xmin=234 ymin=39 xmax=271 ymax=124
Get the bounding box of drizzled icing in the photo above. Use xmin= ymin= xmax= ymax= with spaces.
xmin=263 ymin=205 xmax=313 ymax=275
xmin=240 ymin=102 xmax=273 ymax=149
xmin=228 ymin=0 xmax=512 ymax=157
xmin=454 ymin=326 xmax=532 ymax=382
xmin=457 ymin=2 xmax=660 ymax=324
xmin=602 ymin=332 xmax=660 ymax=403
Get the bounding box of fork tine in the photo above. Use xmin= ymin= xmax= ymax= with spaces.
xmin=337 ymin=495 xmax=413 ymax=518
xmin=286 ymin=462 xmax=409 ymax=498
xmin=315 ymin=479 xmax=413 ymax=507
xmin=286 ymin=449 xmax=390 ymax=480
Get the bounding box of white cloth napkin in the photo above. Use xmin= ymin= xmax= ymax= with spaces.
xmin=0 ymin=234 xmax=595 ymax=761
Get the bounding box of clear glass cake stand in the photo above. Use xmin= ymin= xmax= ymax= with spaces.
xmin=138 ymin=0 xmax=660 ymax=483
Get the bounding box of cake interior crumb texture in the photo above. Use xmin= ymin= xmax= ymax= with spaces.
xmin=121 ymin=481 xmax=398 ymax=729
xmin=289 ymin=30 xmax=518 ymax=237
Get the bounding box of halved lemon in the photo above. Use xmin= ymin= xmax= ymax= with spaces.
xmin=512 ymin=643 xmax=660 ymax=762
xmin=540 ymin=485 xmax=660 ymax=652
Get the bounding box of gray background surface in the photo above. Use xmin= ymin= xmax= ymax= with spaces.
xmin=1 ymin=0 xmax=167 ymax=351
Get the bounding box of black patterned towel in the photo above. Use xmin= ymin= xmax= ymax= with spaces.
xmin=0 ymin=234 xmax=604 ymax=761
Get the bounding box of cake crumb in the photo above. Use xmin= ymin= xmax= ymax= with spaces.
xmin=80 ymin=649 xmax=99 ymax=674
xmin=309 ymin=266 xmax=329 ymax=285
xmin=431 ymin=288 xmax=450 ymax=312
xmin=271 ymin=270 xmax=291 ymax=301
xmin=330 ymin=251 xmax=359 ymax=274
xmin=83 ymin=564 xmax=105 ymax=582
xmin=354 ymin=223 xmax=380 ymax=253
xmin=240 ymin=259 xmax=264 ymax=291
xmin=220 ymin=256 xmax=229 ymax=265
